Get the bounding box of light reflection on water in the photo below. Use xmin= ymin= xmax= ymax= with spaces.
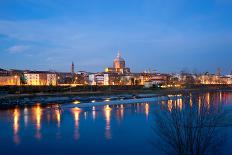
xmin=145 ymin=103 xmax=149 ymax=119
xmin=92 ymin=106 xmax=96 ymax=120
xmin=104 ymin=105 xmax=112 ymax=140
xmin=1 ymin=92 xmax=232 ymax=155
xmin=13 ymin=108 xmax=20 ymax=144
xmin=56 ymin=110 xmax=61 ymax=128
xmin=23 ymin=108 xmax=28 ymax=127
xmin=34 ymin=105 xmax=42 ymax=140
xmin=72 ymin=107 xmax=81 ymax=140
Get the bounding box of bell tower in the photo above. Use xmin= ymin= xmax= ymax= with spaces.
xmin=71 ymin=62 xmax=75 ymax=74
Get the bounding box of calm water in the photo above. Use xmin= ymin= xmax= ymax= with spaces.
xmin=1 ymin=92 xmax=232 ymax=155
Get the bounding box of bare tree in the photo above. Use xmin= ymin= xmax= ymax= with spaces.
xmin=153 ymin=93 xmax=229 ymax=155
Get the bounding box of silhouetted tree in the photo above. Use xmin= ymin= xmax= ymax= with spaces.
xmin=153 ymin=94 xmax=229 ymax=155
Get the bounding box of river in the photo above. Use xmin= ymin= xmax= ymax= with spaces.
xmin=0 ymin=91 xmax=232 ymax=155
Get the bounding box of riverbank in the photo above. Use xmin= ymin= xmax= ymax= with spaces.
xmin=0 ymin=85 xmax=231 ymax=108
xmin=1 ymin=84 xmax=232 ymax=95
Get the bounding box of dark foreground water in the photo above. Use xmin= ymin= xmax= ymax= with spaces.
xmin=1 ymin=92 xmax=232 ymax=155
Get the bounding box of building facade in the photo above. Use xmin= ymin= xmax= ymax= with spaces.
xmin=105 ymin=52 xmax=130 ymax=74
xmin=89 ymin=73 xmax=105 ymax=85
xmin=0 ymin=75 xmax=21 ymax=86
xmin=24 ymin=71 xmax=57 ymax=86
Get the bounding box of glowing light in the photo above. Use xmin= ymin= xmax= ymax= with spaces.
xmin=104 ymin=98 xmax=111 ymax=102
xmin=24 ymin=107 xmax=28 ymax=127
xmin=35 ymin=106 xmax=41 ymax=130
xmin=72 ymin=108 xmax=81 ymax=140
xmin=145 ymin=103 xmax=149 ymax=118
xmin=13 ymin=108 xmax=20 ymax=145
xmin=105 ymin=105 xmax=111 ymax=110
xmin=13 ymin=109 xmax=19 ymax=134
xmin=206 ymin=93 xmax=210 ymax=108
xmin=219 ymin=92 xmax=222 ymax=103
xmin=92 ymin=106 xmax=96 ymax=120
xmin=177 ymin=98 xmax=183 ymax=110
xmin=84 ymin=112 xmax=87 ymax=119
xmin=104 ymin=105 xmax=112 ymax=139
xmin=168 ymin=100 xmax=172 ymax=111
xmin=56 ymin=110 xmax=61 ymax=128
xmin=91 ymin=100 xmax=96 ymax=103
xmin=33 ymin=105 xmax=42 ymax=140
xmin=73 ymin=100 xmax=80 ymax=104
xmin=73 ymin=108 xmax=80 ymax=125
xmin=120 ymin=104 xmax=124 ymax=119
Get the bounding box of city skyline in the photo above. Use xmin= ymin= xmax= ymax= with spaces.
xmin=0 ymin=52 xmax=230 ymax=75
xmin=1 ymin=0 xmax=232 ymax=73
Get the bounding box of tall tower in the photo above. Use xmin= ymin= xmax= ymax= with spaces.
xmin=71 ymin=62 xmax=75 ymax=74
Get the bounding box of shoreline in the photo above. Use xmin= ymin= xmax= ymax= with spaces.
xmin=0 ymin=87 xmax=227 ymax=99
xmin=0 ymin=87 xmax=231 ymax=108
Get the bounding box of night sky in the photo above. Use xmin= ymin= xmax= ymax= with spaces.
xmin=0 ymin=0 xmax=232 ymax=74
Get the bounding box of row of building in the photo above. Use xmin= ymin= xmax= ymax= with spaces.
xmin=1 ymin=52 xmax=232 ymax=87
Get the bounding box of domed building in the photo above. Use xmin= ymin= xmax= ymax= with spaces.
xmin=105 ymin=52 xmax=130 ymax=74
xmin=114 ymin=52 xmax=125 ymax=69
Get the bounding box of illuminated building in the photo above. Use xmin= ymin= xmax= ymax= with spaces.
xmin=103 ymin=73 xmax=121 ymax=85
xmin=24 ymin=71 xmax=57 ymax=86
xmin=89 ymin=73 xmax=105 ymax=85
xmin=0 ymin=75 xmax=20 ymax=86
xmin=198 ymin=74 xmax=230 ymax=84
xmin=105 ymin=52 xmax=130 ymax=74
xmin=47 ymin=74 xmax=57 ymax=85
xmin=139 ymin=73 xmax=170 ymax=87
xmin=0 ymin=68 xmax=23 ymax=85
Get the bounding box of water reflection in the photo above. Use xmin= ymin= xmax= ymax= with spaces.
xmin=116 ymin=104 xmax=124 ymax=122
xmin=92 ymin=106 xmax=96 ymax=120
xmin=56 ymin=110 xmax=61 ymax=128
xmin=104 ymin=105 xmax=112 ymax=140
xmin=1 ymin=92 xmax=232 ymax=155
xmin=145 ymin=103 xmax=149 ymax=119
xmin=189 ymin=93 xmax=193 ymax=107
xmin=13 ymin=108 xmax=20 ymax=144
xmin=177 ymin=98 xmax=183 ymax=110
xmin=154 ymin=93 xmax=228 ymax=155
xmin=24 ymin=107 xmax=28 ymax=127
xmin=206 ymin=92 xmax=210 ymax=108
xmin=33 ymin=105 xmax=42 ymax=140
xmin=168 ymin=99 xmax=172 ymax=111
xmin=72 ymin=107 xmax=81 ymax=140
xmin=119 ymin=104 xmax=124 ymax=120
xmin=220 ymin=92 xmax=222 ymax=103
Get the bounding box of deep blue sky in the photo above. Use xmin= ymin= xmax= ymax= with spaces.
xmin=0 ymin=0 xmax=232 ymax=74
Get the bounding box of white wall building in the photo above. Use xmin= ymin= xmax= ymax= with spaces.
xmin=47 ymin=74 xmax=57 ymax=85
xmin=24 ymin=73 xmax=40 ymax=85
xmin=89 ymin=74 xmax=105 ymax=85
xmin=24 ymin=72 xmax=57 ymax=86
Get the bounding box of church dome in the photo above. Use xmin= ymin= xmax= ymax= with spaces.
xmin=113 ymin=52 xmax=126 ymax=69
xmin=114 ymin=52 xmax=125 ymax=62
